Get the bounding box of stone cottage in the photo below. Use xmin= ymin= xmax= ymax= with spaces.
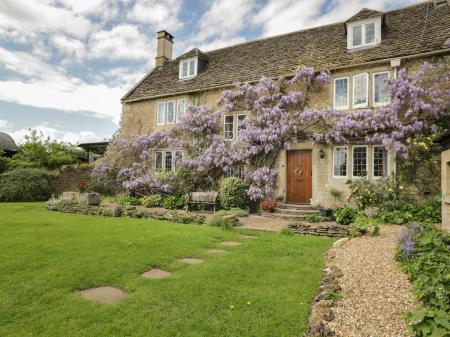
xmin=437 ymin=131 xmax=450 ymax=231
xmin=120 ymin=1 xmax=450 ymax=208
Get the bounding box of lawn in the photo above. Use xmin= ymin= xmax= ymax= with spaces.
xmin=0 ymin=203 xmax=333 ymax=337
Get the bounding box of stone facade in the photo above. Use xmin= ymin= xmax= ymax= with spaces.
xmin=441 ymin=148 xmax=450 ymax=231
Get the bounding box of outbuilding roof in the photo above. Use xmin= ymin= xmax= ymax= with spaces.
xmin=0 ymin=132 xmax=18 ymax=153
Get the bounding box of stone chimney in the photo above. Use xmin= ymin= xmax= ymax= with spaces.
xmin=155 ymin=30 xmax=174 ymax=67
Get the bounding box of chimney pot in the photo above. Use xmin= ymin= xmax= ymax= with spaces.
xmin=155 ymin=30 xmax=174 ymax=67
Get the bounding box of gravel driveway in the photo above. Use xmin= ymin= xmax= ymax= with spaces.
xmin=328 ymin=225 xmax=418 ymax=337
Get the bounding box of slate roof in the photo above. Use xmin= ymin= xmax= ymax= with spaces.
xmin=123 ymin=1 xmax=450 ymax=102
xmin=345 ymin=8 xmax=383 ymax=22
xmin=0 ymin=132 xmax=18 ymax=152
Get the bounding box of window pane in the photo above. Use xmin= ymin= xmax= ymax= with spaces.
xmin=224 ymin=165 xmax=245 ymax=179
xmin=167 ymin=101 xmax=175 ymax=123
xmin=333 ymin=147 xmax=347 ymax=177
xmin=224 ymin=115 xmax=234 ymax=140
xmin=365 ymin=22 xmax=375 ymax=44
xmin=157 ymin=102 xmax=165 ymax=124
xmin=334 ymin=78 xmax=348 ymax=108
xmin=177 ymin=100 xmax=185 ymax=121
xmin=373 ymin=146 xmax=388 ymax=177
xmin=237 ymin=114 xmax=246 ymax=138
xmin=353 ymin=73 xmax=367 ymax=107
xmin=353 ymin=147 xmax=367 ymax=177
xmin=352 ymin=25 xmax=362 ymax=46
xmin=182 ymin=61 xmax=188 ymax=77
xmin=165 ymin=151 xmax=172 ymax=172
xmin=374 ymin=72 xmax=389 ymax=104
xmin=188 ymin=59 xmax=195 ymax=76
xmin=155 ymin=151 xmax=163 ymax=171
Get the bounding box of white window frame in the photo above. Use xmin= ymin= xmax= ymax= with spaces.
xmin=352 ymin=145 xmax=369 ymax=179
xmin=224 ymin=114 xmax=234 ymax=141
xmin=347 ymin=17 xmax=381 ymax=50
xmin=166 ymin=100 xmax=176 ymax=124
xmin=332 ymin=146 xmax=349 ymax=179
xmin=155 ymin=149 xmax=182 ymax=172
xmin=372 ymin=71 xmax=390 ymax=106
xmin=352 ymin=73 xmax=369 ymax=108
xmin=372 ymin=145 xmax=389 ymax=179
xmin=236 ymin=113 xmax=247 ymax=139
xmin=333 ymin=77 xmax=349 ymax=110
xmin=156 ymin=101 xmax=166 ymax=125
xmin=179 ymin=57 xmax=198 ymax=79
xmin=176 ymin=99 xmax=186 ymax=123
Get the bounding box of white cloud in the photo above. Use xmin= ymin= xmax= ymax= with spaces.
xmin=10 ymin=125 xmax=103 ymax=144
xmin=128 ymin=0 xmax=183 ymax=31
xmin=88 ymin=24 xmax=151 ymax=60
xmin=196 ymin=37 xmax=247 ymax=52
xmin=253 ymin=0 xmax=419 ymax=37
xmin=0 ymin=119 xmax=12 ymax=130
xmin=0 ymin=0 xmax=93 ymax=38
xmin=51 ymin=35 xmax=86 ymax=63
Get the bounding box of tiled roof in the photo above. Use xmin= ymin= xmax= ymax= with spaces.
xmin=345 ymin=8 xmax=383 ymax=22
xmin=0 ymin=132 xmax=18 ymax=152
xmin=123 ymin=1 xmax=450 ymax=102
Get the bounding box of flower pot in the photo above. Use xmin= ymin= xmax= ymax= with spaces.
xmin=320 ymin=208 xmax=333 ymax=217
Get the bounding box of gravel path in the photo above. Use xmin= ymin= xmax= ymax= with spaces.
xmin=328 ymin=225 xmax=418 ymax=337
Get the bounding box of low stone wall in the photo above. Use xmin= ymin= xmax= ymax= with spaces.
xmin=52 ymin=165 xmax=93 ymax=195
xmin=289 ymin=222 xmax=349 ymax=237
xmin=47 ymin=201 xmax=206 ymax=225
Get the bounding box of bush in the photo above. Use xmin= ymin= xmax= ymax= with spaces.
xmin=349 ymin=214 xmax=379 ymax=237
xmin=220 ymin=177 xmax=248 ymax=210
xmin=214 ymin=208 xmax=249 ymax=217
xmin=396 ymin=222 xmax=450 ymax=337
xmin=140 ymin=194 xmax=163 ymax=208
xmin=115 ymin=194 xmax=141 ymax=206
xmin=206 ymin=214 xmax=233 ymax=230
xmin=162 ymin=194 xmax=186 ymax=210
xmin=378 ymin=210 xmax=413 ymax=224
xmin=305 ymin=214 xmax=329 ymax=223
xmin=260 ymin=199 xmax=277 ymax=212
xmin=0 ymin=168 xmax=54 ymax=201
xmin=413 ymin=196 xmax=441 ymax=223
xmin=279 ymin=228 xmax=295 ymax=237
xmin=335 ymin=206 xmax=360 ymax=225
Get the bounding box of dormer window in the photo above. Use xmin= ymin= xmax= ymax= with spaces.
xmin=179 ymin=57 xmax=197 ymax=79
xmin=347 ymin=17 xmax=381 ymax=50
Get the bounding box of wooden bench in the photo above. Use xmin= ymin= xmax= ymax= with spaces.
xmin=187 ymin=191 xmax=219 ymax=212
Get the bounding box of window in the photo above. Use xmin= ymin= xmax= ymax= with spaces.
xmin=352 ymin=73 xmax=368 ymax=108
xmin=164 ymin=151 xmax=173 ymax=172
xmin=155 ymin=151 xmax=163 ymax=171
xmin=352 ymin=146 xmax=368 ymax=178
xmin=179 ymin=57 xmax=197 ymax=79
xmin=373 ymin=72 xmax=390 ymax=105
xmin=174 ymin=150 xmax=183 ymax=170
xmin=334 ymin=77 xmax=349 ymax=109
xmin=333 ymin=146 xmax=348 ymax=178
xmin=237 ymin=114 xmax=246 ymax=138
xmin=347 ymin=18 xmax=381 ymax=49
xmin=224 ymin=165 xmax=245 ymax=180
xmin=373 ymin=146 xmax=388 ymax=178
xmin=224 ymin=115 xmax=234 ymax=140
xmin=166 ymin=101 xmax=175 ymax=124
xmin=177 ymin=99 xmax=186 ymax=122
xmin=156 ymin=102 xmax=165 ymax=125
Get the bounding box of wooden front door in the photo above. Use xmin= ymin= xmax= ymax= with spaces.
xmin=286 ymin=150 xmax=312 ymax=204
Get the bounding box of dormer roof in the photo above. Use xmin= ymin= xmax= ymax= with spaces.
xmin=345 ymin=8 xmax=383 ymax=22
xmin=178 ymin=48 xmax=209 ymax=62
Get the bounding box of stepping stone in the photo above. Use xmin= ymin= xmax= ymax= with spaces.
xmin=178 ymin=258 xmax=204 ymax=265
xmin=142 ymin=268 xmax=172 ymax=279
xmin=220 ymin=241 xmax=241 ymax=246
xmin=207 ymin=249 xmax=227 ymax=254
xmin=78 ymin=286 xmax=127 ymax=304
xmin=238 ymin=234 xmax=258 ymax=239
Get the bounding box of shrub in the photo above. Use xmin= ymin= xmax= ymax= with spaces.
xmin=335 ymin=206 xmax=360 ymax=225
xmin=215 ymin=208 xmax=249 ymax=217
xmin=279 ymin=228 xmax=295 ymax=237
xmin=220 ymin=177 xmax=248 ymax=209
xmin=115 ymin=194 xmax=141 ymax=206
xmin=162 ymin=194 xmax=186 ymax=210
xmin=205 ymin=214 xmax=233 ymax=230
xmin=413 ymin=196 xmax=441 ymax=223
xmin=349 ymin=214 xmax=379 ymax=237
xmin=378 ymin=210 xmax=413 ymax=224
xmin=75 ymin=181 xmax=88 ymax=193
xmin=140 ymin=194 xmax=163 ymax=208
xmin=0 ymin=168 xmax=54 ymax=201
xmin=348 ymin=177 xmax=383 ymax=209
xmin=260 ymin=199 xmax=277 ymax=212
xmin=87 ymin=180 xmax=116 ymax=196
xmin=305 ymin=214 xmax=329 ymax=223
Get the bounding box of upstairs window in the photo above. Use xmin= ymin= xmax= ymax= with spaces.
xmin=334 ymin=77 xmax=349 ymax=110
xmin=177 ymin=99 xmax=186 ymax=122
xmin=166 ymin=100 xmax=175 ymax=124
xmin=224 ymin=115 xmax=234 ymax=140
xmin=347 ymin=18 xmax=381 ymax=49
xmin=373 ymin=72 xmax=390 ymax=105
xmin=179 ymin=57 xmax=197 ymax=79
xmin=156 ymin=102 xmax=165 ymax=125
xmin=352 ymin=73 xmax=368 ymax=108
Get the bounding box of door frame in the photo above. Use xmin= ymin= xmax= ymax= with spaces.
xmin=285 ymin=149 xmax=313 ymax=204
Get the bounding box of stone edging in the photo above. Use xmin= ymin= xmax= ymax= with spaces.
xmin=289 ymin=223 xmax=349 ymax=237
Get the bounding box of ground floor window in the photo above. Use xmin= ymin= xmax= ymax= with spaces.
xmin=155 ymin=149 xmax=183 ymax=172
xmin=224 ymin=165 xmax=245 ymax=180
xmin=352 ymin=146 xmax=368 ymax=178
xmin=373 ymin=146 xmax=388 ymax=178
xmin=333 ymin=146 xmax=348 ymax=178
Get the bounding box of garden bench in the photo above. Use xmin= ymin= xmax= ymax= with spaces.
xmin=187 ymin=191 xmax=219 ymax=212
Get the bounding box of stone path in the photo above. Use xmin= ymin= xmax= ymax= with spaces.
xmin=220 ymin=241 xmax=241 ymax=246
xmin=78 ymin=286 xmax=128 ymax=304
xmin=178 ymin=258 xmax=204 ymax=265
xmin=207 ymin=249 xmax=227 ymax=254
xmin=327 ymin=226 xmax=417 ymax=337
xmin=142 ymin=268 xmax=172 ymax=279
xmin=239 ymin=215 xmax=292 ymax=232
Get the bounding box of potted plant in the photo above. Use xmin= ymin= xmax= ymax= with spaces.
xmin=260 ymin=199 xmax=277 ymax=213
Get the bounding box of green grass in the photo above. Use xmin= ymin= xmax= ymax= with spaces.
xmin=0 ymin=203 xmax=333 ymax=337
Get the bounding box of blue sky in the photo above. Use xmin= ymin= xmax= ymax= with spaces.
xmin=0 ymin=0 xmax=420 ymax=144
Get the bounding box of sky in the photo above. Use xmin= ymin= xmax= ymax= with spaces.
xmin=0 ymin=0 xmax=421 ymax=144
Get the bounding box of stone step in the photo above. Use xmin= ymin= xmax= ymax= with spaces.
xmin=273 ymin=207 xmax=320 ymax=215
xmin=276 ymin=203 xmax=319 ymax=210
xmin=264 ymin=213 xmax=311 ymax=221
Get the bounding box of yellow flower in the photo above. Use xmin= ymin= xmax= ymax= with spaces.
xmin=365 ymin=188 xmax=368 ymax=192
xmin=229 ymin=304 xmax=235 ymax=310
xmin=388 ymin=188 xmax=392 ymax=192
xmin=399 ymin=185 xmax=404 ymax=190
xmin=245 ymin=300 xmax=251 ymax=305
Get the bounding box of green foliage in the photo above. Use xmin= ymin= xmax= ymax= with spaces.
xmin=162 ymin=194 xmax=186 ymax=210
xmin=87 ymin=179 xmax=116 ymax=196
xmin=0 ymin=168 xmax=54 ymax=201
xmin=279 ymin=228 xmax=295 ymax=237
xmin=140 ymin=194 xmax=163 ymax=208
xmin=396 ymin=222 xmax=450 ymax=337
xmin=348 ymin=177 xmax=383 ymax=209
xmin=413 ymin=196 xmax=442 ymax=223
xmin=371 ymin=225 xmax=380 ymax=236
xmin=378 ymin=210 xmax=413 ymax=224
xmin=305 ymin=214 xmax=329 ymax=223
xmin=378 ymin=195 xmax=441 ymax=224
xmin=219 ymin=177 xmax=249 ymax=210
xmin=215 ymin=208 xmax=249 ymax=217
xmin=335 ymin=206 xmax=360 ymax=225
xmin=323 ymin=291 xmax=342 ymax=301
xmin=205 ymin=214 xmax=233 ymax=230
xmin=349 ymin=214 xmax=379 ymax=237
xmin=115 ymin=194 xmax=141 ymax=206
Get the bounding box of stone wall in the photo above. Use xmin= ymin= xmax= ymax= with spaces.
xmin=289 ymin=222 xmax=349 ymax=237
xmin=442 ymin=148 xmax=450 ymax=231
xmin=52 ymin=165 xmax=93 ymax=195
